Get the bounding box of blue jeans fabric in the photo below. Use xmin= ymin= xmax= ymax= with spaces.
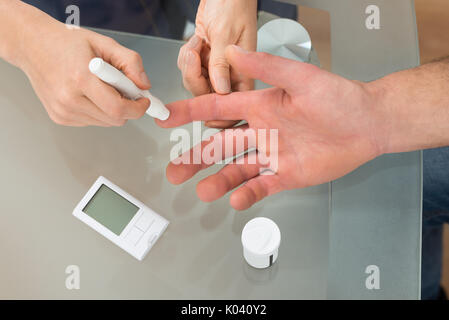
xmin=422 ymin=147 xmax=449 ymax=299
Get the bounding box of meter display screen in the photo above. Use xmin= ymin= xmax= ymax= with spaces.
xmin=83 ymin=184 xmax=139 ymax=235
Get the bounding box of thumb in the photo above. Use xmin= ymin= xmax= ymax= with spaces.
xmin=95 ymin=35 xmax=152 ymax=90
xmin=225 ymin=45 xmax=317 ymax=91
xmin=209 ymin=41 xmax=231 ymax=94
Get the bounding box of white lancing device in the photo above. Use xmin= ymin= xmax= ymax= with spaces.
xmin=88 ymin=57 xmax=170 ymax=121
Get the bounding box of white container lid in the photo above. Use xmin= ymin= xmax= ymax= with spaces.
xmin=241 ymin=217 xmax=281 ymax=269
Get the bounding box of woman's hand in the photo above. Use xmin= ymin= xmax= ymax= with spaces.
xmin=177 ymin=0 xmax=258 ymax=128
xmin=14 ymin=4 xmax=151 ymax=127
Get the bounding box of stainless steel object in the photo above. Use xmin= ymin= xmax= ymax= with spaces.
xmin=258 ymin=18 xmax=312 ymax=63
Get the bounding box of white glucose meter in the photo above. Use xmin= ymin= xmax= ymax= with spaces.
xmin=73 ymin=176 xmax=169 ymax=261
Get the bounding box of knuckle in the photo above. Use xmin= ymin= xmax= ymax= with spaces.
xmin=104 ymin=36 xmax=118 ymax=47
xmin=128 ymin=102 xmax=148 ymax=120
xmin=211 ymin=56 xmax=229 ymax=69
xmin=182 ymin=75 xmax=195 ymax=89
xmin=182 ymin=79 xmax=206 ymax=97
xmin=56 ymin=106 xmax=73 ymax=121
xmin=112 ymin=119 xmax=127 ymax=127
xmin=107 ymin=105 xmax=125 ymax=121
xmin=56 ymin=87 xmax=73 ymax=106
xmin=49 ymin=112 xmax=68 ymax=126
xmin=183 ymin=65 xmax=199 ymax=81
xmin=73 ymin=71 xmax=88 ymax=89
xmin=128 ymin=50 xmax=142 ymax=64
xmin=211 ymin=94 xmax=222 ymax=118
xmin=136 ymin=103 xmax=148 ymax=118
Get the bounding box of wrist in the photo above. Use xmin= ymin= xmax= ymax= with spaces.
xmin=0 ymin=0 xmax=25 ymax=67
xmin=362 ymin=79 xmax=393 ymax=156
xmin=4 ymin=1 xmax=62 ymax=71
xmin=235 ymin=0 xmax=257 ymax=11
xmin=214 ymin=0 xmax=257 ymax=11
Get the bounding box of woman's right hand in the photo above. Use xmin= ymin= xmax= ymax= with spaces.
xmin=16 ymin=5 xmax=151 ymax=127
xmin=177 ymin=0 xmax=258 ymax=128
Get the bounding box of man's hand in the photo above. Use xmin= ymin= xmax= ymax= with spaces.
xmin=158 ymin=45 xmax=388 ymax=211
xmin=5 ymin=2 xmax=151 ymax=127
xmin=177 ymin=0 xmax=257 ymax=128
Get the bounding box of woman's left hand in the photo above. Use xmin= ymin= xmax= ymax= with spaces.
xmin=177 ymin=0 xmax=258 ymax=128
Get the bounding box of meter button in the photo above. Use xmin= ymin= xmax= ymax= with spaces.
xmin=135 ymin=213 xmax=154 ymax=232
xmin=126 ymin=227 xmax=144 ymax=246
xmin=148 ymin=233 xmax=159 ymax=246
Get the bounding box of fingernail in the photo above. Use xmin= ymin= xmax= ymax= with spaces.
xmin=231 ymin=45 xmax=248 ymax=54
xmin=140 ymin=71 xmax=151 ymax=87
xmin=188 ymin=35 xmax=201 ymax=48
xmin=214 ymin=76 xmax=231 ymax=94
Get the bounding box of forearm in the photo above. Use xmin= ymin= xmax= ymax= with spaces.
xmin=0 ymin=0 xmax=59 ymax=68
xmin=370 ymin=57 xmax=449 ymax=154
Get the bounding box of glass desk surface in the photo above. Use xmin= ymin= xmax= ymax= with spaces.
xmin=0 ymin=30 xmax=421 ymax=299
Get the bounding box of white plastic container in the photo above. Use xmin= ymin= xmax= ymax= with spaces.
xmin=241 ymin=217 xmax=281 ymax=269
